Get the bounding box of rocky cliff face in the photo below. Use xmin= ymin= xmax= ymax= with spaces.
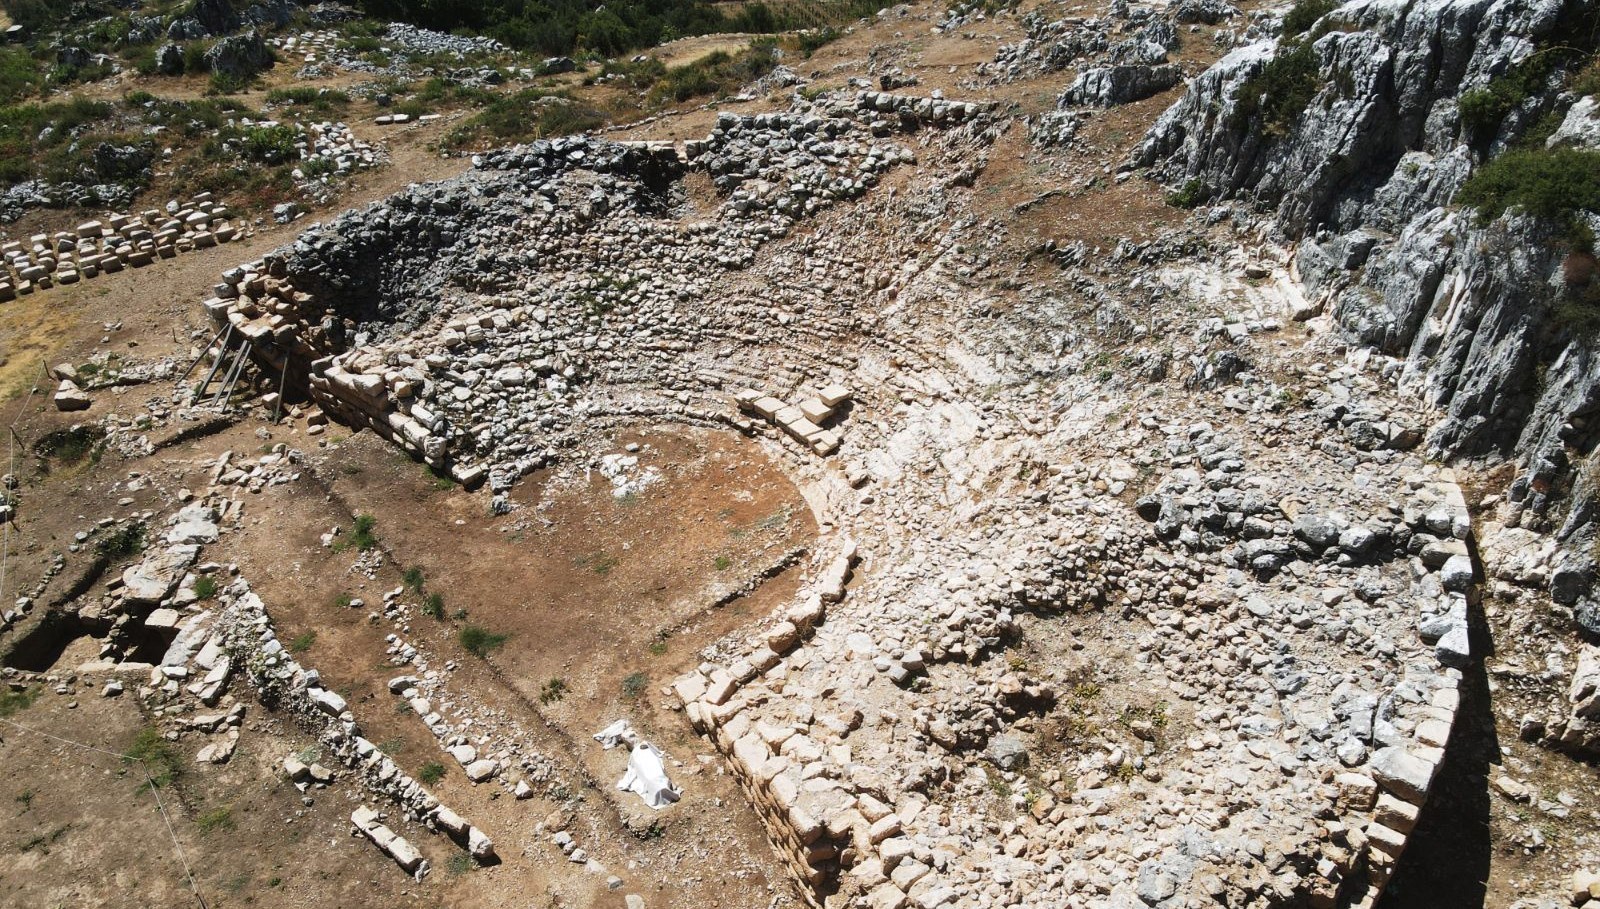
xmin=1134 ymin=0 xmax=1600 ymax=633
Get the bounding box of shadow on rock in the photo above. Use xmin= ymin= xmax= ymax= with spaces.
xmin=1376 ymin=609 xmax=1498 ymax=909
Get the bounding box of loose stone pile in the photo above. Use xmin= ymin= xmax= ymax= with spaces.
xmin=5 ymin=193 xmax=239 ymax=305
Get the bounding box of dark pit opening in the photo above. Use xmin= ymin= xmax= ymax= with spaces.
xmin=2 ymin=612 xmax=90 ymax=672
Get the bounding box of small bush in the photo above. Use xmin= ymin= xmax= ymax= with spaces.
xmin=422 ymin=593 xmax=445 ymax=619
xmin=96 ymin=522 xmax=146 ymax=559
xmin=349 ymin=514 xmax=378 ymax=550
xmin=1456 ymin=147 xmax=1600 ymax=243
xmin=1573 ymin=57 xmax=1600 ymax=98
xmin=460 ymin=624 xmax=508 ymax=657
xmin=622 ymin=672 xmax=648 ymax=699
xmin=538 ymin=677 xmax=567 ymax=704
xmin=1459 ymin=44 xmax=1598 ymax=140
xmin=181 ymin=40 xmax=208 ymax=71
xmin=445 ymin=88 xmax=608 ymax=148
xmin=795 ymin=27 xmax=840 ymax=58
xmin=403 ymin=566 xmax=425 ymax=592
xmin=192 ymin=575 xmax=219 ymax=600
xmin=1166 ymin=178 xmax=1207 ymax=209
xmin=236 ymin=124 xmax=301 ymax=165
xmin=418 ymin=762 xmax=446 ymax=784
xmin=1233 ymin=39 xmax=1322 ymax=137
xmin=266 ymin=86 xmax=351 ymax=111
xmin=288 ymin=631 xmax=316 ymax=653
xmin=714 ymin=555 xmax=732 ymax=571
xmin=1281 ymin=0 xmax=1339 ymax=39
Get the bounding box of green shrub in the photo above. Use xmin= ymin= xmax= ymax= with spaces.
xmin=236 ymin=124 xmax=301 ymax=164
xmin=538 ymin=677 xmax=567 ymax=703
xmin=593 ymin=55 xmax=665 ymax=90
xmin=1281 ymin=0 xmax=1339 ymax=38
xmin=645 ymin=42 xmax=780 ymax=108
xmin=622 ymin=672 xmax=648 ymax=699
xmin=1456 ymin=147 xmax=1600 ymax=243
xmin=266 ymin=87 xmax=351 ymax=111
xmin=0 ymin=47 xmax=38 ymax=104
xmin=208 ymin=71 xmax=252 ymax=95
xmin=96 ymin=522 xmax=146 ymax=559
xmin=796 ymin=27 xmax=840 ymax=58
xmin=288 ymin=631 xmax=316 ymax=653
xmin=193 ymin=575 xmax=219 ymax=600
xmin=301 ymin=155 xmax=337 ymax=178
xmin=403 ymin=566 xmax=425 ymax=591
xmin=418 ymin=762 xmax=446 ymax=784
xmin=460 ymin=624 xmax=508 ymax=657
xmin=349 ymin=514 xmax=378 ymax=550
xmin=183 ymin=42 xmax=209 ymax=75
xmin=1233 ymin=39 xmax=1322 ymax=137
xmin=421 ymin=592 xmax=445 ymax=619
xmin=445 ymin=88 xmax=608 ymax=148
xmin=1459 ymin=43 xmax=1600 ymax=140
xmin=1573 ymin=57 xmax=1600 ymax=98
xmin=1166 ymin=178 xmax=1207 ymax=209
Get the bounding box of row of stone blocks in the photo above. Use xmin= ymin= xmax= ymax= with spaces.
xmin=673 ymin=547 xmax=860 ymax=908
xmin=218 ymin=581 xmax=497 ymax=878
xmin=736 ymin=384 xmax=851 ymax=456
xmin=0 ymin=194 xmax=235 ymax=301
xmin=1327 ymin=472 xmax=1474 ymax=909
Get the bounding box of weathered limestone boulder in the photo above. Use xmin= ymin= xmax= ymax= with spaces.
xmin=122 ymin=544 xmax=199 ymax=605
xmin=54 ymin=380 xmax=90 ymax=411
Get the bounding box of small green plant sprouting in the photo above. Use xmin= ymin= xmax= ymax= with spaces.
xmin=447 ymin=851 xmax=474 ymax=874
xmin=622 ymin=672 xmax=648 ymax=700
xmin=349 ymin=514 xmax=378 ymax=550
xmin=17 ymin=823 xmax=71 ymax=854
xmin=418 ymin=762 xmax=446 ymax=785
xmin=460 ymin=624 xmax=509 ymax=657
xmin=0 ymin=687 xmax=40 ymax=718
xmin=714 ymin=555 xmax=732 ymax=571
xmin=581 ymin=552 xmax=619 ymax=576
xmin=422 ymin=593 xmax=445 ymax=619
xmin=538 ymin=677 xmax=568 ymax=705
xmin=196 ymin=805 xmax=235 ymax=834
xmin=403 ymin=566 xmax=425 ymax=592
xmin=288 ymin=631 xmax=316 ymax=653
xmin=123 ymin=727 xmax=183 ymax=791
xmin=192 ymin=575 xmax=218 ymax=600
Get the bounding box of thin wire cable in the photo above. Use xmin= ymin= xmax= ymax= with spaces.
xmin=1 ymin=385 xmax=37 ymax=610
xmin=0 ymin=715 xmax=209 ymax=909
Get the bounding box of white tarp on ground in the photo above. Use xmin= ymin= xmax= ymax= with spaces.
xmin=594 ymin=719 xmax=639 ymax=750
xmin=618 ymin=742 xmax=681 ymax=810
